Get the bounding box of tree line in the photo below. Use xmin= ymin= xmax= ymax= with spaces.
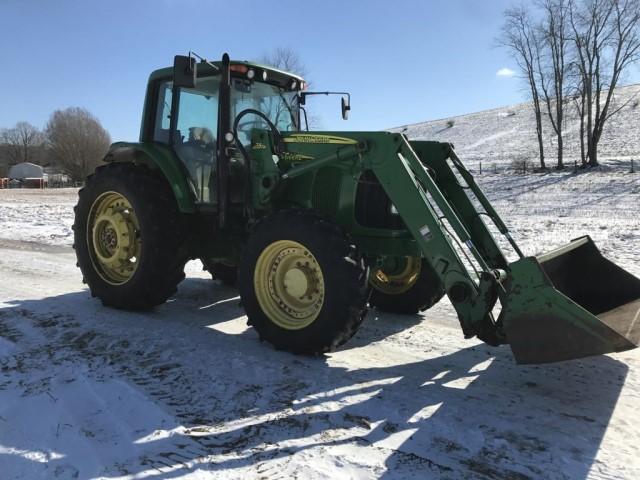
xmin=499 ymin=0 xmax=640 ymax=169
xmin=0 ymin=107 xmax=111 ymax=181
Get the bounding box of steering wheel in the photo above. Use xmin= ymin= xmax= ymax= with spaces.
xmin=235 ymin=120 xmax=265 ymax=143
xmin=237 ymin=119 xmax=264 ymax=130
xmin=232 ymin=109 xmax=284 ymax=155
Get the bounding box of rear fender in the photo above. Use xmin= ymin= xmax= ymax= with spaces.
xmin=105 ymin=142 xmax=196 ymax=213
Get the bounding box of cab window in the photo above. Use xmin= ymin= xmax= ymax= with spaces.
xmin=174 ymin=77 xmax=220 ymax=203
xmin=153 ymin=81 xmax=173 ymax=144
xmin=231 ymin=79 xmax=298 ymax=145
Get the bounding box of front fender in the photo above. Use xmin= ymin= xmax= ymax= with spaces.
xmin=105 ymin=142 xmax=196 ymax=213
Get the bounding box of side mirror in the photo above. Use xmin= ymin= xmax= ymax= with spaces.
xmin=173 ymin=55 xmax=197 ymax=88
xmin=341 ymin=96 xmax=351 ymax=120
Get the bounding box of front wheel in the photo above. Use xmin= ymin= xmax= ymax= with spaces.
xmin=238 ymin=210 xmax=369 ymax=354
xmin=369 ymin=256 xmax=444 ymax=314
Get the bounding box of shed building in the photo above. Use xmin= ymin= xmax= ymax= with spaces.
xmin=8 ymin=162 xmax=45 ymax=180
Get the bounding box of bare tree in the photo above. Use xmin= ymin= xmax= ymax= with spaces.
xmin=259 ymin=47 xmax=309 ymax=79
xmin=569 ymin=0 xmax=608 ymax=165
xmin=259 ymin=47 xmax=321 ymax=130
xmin=570 ymin=0 xmax=640 ymax=166
xmin=0 ymin=121 xmax=45 ymax=165
xmin=571 ymin=83 xmax=589 ymax=165
xmin=499 ymin=6 xmax=547 ymax=169
xmin=537 ymin=0 xmax=571 ymax=168
xmin=46 ymin=107 xmax=111 ymax=181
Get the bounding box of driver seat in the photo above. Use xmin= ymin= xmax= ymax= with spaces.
xmin=174 ymin=127 xmax=217 ymax=202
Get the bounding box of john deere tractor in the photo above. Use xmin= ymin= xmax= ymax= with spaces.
xmin=74 ymin=53 xmax=640 ymax=364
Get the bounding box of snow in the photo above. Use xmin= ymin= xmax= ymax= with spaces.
xmin=393 ymin=83 xmax=640 ymax=169
xmin=0 ymin=189 xmax=76 ymax=247
xmin=478 ymin=169 xmax=640 ymax=277
xmin=1 ymin=94 xmax=640 ymax=478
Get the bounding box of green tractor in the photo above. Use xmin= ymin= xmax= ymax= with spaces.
xmin=74 ymin=53 xmax=640 ymax=364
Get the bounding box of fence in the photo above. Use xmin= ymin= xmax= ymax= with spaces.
xmin=22 ymin=178 xmax=47 ymax=189
xmin=0 ymin=177 xmax=76 ymax=189
xmin=473 ymin=159 xmax=637 ymax=176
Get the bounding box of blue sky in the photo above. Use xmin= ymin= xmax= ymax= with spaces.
xmin=1 ymin=0 xmax=638 ymax=141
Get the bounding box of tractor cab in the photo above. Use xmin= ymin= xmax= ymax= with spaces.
xmin=142 ymin=54 xmax=305 ymax=206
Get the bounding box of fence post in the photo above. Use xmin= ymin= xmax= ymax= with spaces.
xmin=574 ymin=160 xmax=578 ymax=174
xmin=631 ymin=159 xmax=635 ymax=173
xmin=479 ymin=161 xmax=482 ymax=175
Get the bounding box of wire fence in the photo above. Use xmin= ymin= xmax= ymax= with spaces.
xmin=468 ymin=158 xmax=638 ymax=176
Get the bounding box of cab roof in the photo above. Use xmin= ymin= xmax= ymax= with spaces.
xmin=148 ymin=59 xmax=305 ymax=89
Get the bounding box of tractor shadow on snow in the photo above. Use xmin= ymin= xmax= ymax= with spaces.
xmin=0 ymin=277 xmax=631 ymax=479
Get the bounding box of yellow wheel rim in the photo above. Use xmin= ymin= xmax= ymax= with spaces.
xmin=370 ymin=256 xmax=421 ymax=295
xmin=87 ymin=191 xmax=141 ymax=285
xmin=254 ymin=240 xmax=325 ymax=330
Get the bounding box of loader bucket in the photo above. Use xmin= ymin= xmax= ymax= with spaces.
xmin=501 ymin=236 xmax=640 ymax=364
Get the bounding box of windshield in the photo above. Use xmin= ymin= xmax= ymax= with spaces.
xmin=231 ymin=79 xmax=299 ymax=144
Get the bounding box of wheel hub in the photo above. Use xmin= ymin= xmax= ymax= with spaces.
xmin=87 ymin=191 xmax=141 ymax=285
xmin=283 ymin=267 xmax=310 ymax=298
xmin=370 ymin=256 xmax=422 ymax=295
xmin=254 ymin=240 xmax=325 ymax=330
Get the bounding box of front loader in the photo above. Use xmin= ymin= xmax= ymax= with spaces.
xmin=73 ymin=53 xmax=640 ymax=364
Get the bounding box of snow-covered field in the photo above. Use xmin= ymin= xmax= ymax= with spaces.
xmin=0 ymin=189 xmax=76 ymax=247
xmin=1 ymin=162 xmax=639 ymax=480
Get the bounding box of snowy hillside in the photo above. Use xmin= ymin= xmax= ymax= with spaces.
xmin=393 ymin=83 xmax=640 ymax=168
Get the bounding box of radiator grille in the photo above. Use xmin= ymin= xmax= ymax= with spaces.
xmin=312 ymin=168 xmax=342 ymax=215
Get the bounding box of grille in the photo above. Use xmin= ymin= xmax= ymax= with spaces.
xmin=355 ymin=170 xmax=406 ymax=229
xmin=312 ymin=168 xmax=342 ymax=215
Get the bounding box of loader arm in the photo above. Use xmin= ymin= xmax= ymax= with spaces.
xmin=358 ymin=134 xmax=640 ymax=363
xmin=361 ymin=135 xmax=507 ymax=341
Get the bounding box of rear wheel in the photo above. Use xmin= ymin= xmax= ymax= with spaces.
xmin=239 ymin=210 xmax=369 ymax=354
xmin=369 ymin=256 xmax=444 ymax=314
xmin=73 ymin=163 xmax=187 ymax=310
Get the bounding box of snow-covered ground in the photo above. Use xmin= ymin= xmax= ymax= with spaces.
xmin=0 ymin=189 xmax=76 ymax=247
xmin=1 ymin=163 xmax=639 ymax=480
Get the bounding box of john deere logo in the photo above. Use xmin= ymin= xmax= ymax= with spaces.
xmin=281 ymin=152 xmax=315 ymax=162
xmin=283 ymin=134 xmax=358 ymax=145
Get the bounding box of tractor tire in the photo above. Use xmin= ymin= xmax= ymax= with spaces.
xmin=73 ymin=163 xmax=187 ymax=310
xmin=202 ymin=260 xmax=238 ymax=286
xmin=369 ymin=257 xmax=444 ymax=315
xmin=238 ymin=209 xmax=369 ymax=355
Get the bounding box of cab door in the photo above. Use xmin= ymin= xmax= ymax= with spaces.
xmin=153 ymin=77 xmax=221 ymax=204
